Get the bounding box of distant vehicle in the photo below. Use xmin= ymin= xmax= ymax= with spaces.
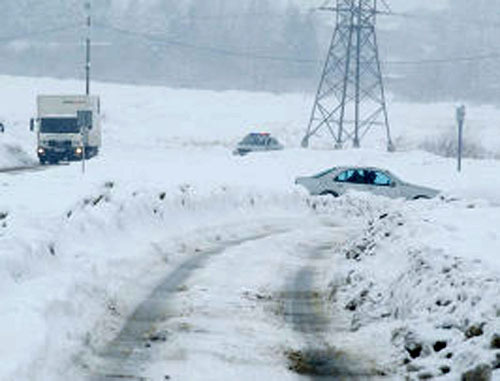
xmin=0 ymin=122 xmax=4 ymax=133
xmin=31 ymin=95 xmax=101 ymax=164
xmin=295 ymin=167 xmax=440 ymax=200
xmin=233 ymin=132 xmax=284 ymax=156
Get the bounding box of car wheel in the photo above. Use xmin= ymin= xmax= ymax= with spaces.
xmin=320 ymin=190 xmax=339 ymax=197
xmin=413 ymin=195 xmax=430 ymax=200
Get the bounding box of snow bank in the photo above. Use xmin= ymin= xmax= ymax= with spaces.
xmin=328 ymin=194 xmax=500 ymax=379
xmin=0 ymin=180 xmax=334 ymax=380
xmin=0 ymin=142 xmax=35 ymax=168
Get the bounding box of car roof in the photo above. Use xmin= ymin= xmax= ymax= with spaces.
xmin=331 ymin=166 xmax=389 ymax=171
xmin=238 ymin=133 xmax=280 ymax=145
xmin=247 ymin=132 xmax=271 ymax=136
xmin=318 ymin=166 xmax=398 ymax=177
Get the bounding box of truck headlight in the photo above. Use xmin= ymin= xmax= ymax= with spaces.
xmin=37 ymin=147 xmax=45 ymax=155
xmin=75 ymin=147 xmax=83 ymax=155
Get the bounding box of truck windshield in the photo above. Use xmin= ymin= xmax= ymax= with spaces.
xmin=40 ymin=118 xmax=79 ymax=133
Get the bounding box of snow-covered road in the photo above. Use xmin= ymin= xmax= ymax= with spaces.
xmin=86 ymin=221 xmax=293 ymax=380
xmin=82 ymin=216 xmax=377 ymax=380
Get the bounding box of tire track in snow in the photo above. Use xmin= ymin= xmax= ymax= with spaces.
xmin=283 ymin=244 xmax=384 ymax=380
xmin=0 ymin=163 xmax=66 ymax=175
xmin=85 ymin=225 xmax=293 ymax=381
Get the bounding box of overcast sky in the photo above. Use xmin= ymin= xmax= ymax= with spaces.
xmin=299 ymin=0 xmax=449 ymax=12
xmin=114 ymin=0 xmax=450 ymax=12
xmin=387 ymin=0 xmax=448 ymax=12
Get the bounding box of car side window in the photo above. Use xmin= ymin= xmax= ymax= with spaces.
xmin=335 ymin=169 xmax=366 ymax=184
xmin=364 ymin=170 xmax=377 ymax=185
xmin=347 ymin=169 xmax=366 ymax=184
xmin=335 ymin=170 xmax=353 ymax=182
xmin=373 ymin=171 xmax=392 ymax=186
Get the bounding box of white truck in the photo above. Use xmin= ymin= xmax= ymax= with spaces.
xmin=31 ymin=95 xmax=101 ymax=164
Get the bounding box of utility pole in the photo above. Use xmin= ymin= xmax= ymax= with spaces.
xmin=85 ymin=0 xmax=91 ymax=96
xmin=82 ymin=1 xmax=91 ymax=174
xmin=302 ymin=0 xmax=394 ymax=151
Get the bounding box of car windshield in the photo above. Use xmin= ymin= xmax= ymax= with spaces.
xmin=373 ymin=171 xmax=392 ymax=186
xmin=40 ymin=118 xmax=79 ymax=133
xmin=312 ymin=168 xmax=337 ymax=179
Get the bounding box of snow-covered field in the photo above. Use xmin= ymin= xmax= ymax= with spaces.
xmin=0 ymin=75 xmax=500 ymax=380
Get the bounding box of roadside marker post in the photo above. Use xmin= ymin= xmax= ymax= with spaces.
xmin=77 ymin=110 xmax=92 ymax=174
xmin=456 ymin=105 xmax=466 ymax=173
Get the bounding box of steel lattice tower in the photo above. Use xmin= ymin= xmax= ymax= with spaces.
xmin=302 ymin=0 xmax=394 ymax=151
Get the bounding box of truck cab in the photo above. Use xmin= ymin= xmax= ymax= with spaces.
xmin=33 ymin=95 xmax=101 ymax=164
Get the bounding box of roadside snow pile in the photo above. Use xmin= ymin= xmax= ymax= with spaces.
xmin=0 ymin=142 xmax=35 ymax=168
xmin=390 ymin=103 xmax=500 ymax=159
xmin=329 ymin=195 xmax=500 ymax=380
xmin=0 ymin=181 xmax=338 ymax=380
xmin=0 ymin=109 xmax=37 ymax=168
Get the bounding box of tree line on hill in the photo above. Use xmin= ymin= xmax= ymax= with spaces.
xmin=0 ymin=0 xmax=323 ymax=92
xmin=0 ymin=0 xmax=499 ymax=103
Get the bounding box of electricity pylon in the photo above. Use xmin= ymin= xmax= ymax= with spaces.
xmin=302 ymin=0 xmax=394 ymax=151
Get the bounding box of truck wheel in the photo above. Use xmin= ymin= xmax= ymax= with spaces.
xmin=85 ymin=147 xmax=98 ymax=159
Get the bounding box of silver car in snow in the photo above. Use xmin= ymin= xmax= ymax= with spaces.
xmin=233 ymin=133 xmax=284 ymax=156
xmin=295 ymin=167 xmax=439 ymax=200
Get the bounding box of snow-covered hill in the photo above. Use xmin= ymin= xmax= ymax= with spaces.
xmin=0 ymin=76 xmax=499 ymax=380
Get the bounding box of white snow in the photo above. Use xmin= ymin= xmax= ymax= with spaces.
xmin=0 ymin=75 xmax=499 ymax=380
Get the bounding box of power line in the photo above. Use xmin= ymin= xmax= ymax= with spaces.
xmin=175 ymin=10 xmax=317 ymax=22
xmin=145 ymin=8 xmax=324 ymax=27
xmin=3 ymin=21 xmax=500 ymax=69
xmin=94 ymin=23 xmax=320 ymax=65
xmin=0 ymin=25 xmax=77 ymax=43
xmin=380 ymin=9 xmax=500 ymax=27
xmin=386 ymin=53 xmax=500 ymax=66
xmin=96 ymin=22 xmax=500 ymax=68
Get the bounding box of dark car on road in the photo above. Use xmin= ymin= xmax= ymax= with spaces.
xmin=233 ymin=132 xmax=284 ymax=156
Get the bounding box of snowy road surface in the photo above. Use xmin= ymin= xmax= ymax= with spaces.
xmin=83 ymin=217 xmax=381 ymax=380
xmin=86 ymin=224 xmax=291 ymax=380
